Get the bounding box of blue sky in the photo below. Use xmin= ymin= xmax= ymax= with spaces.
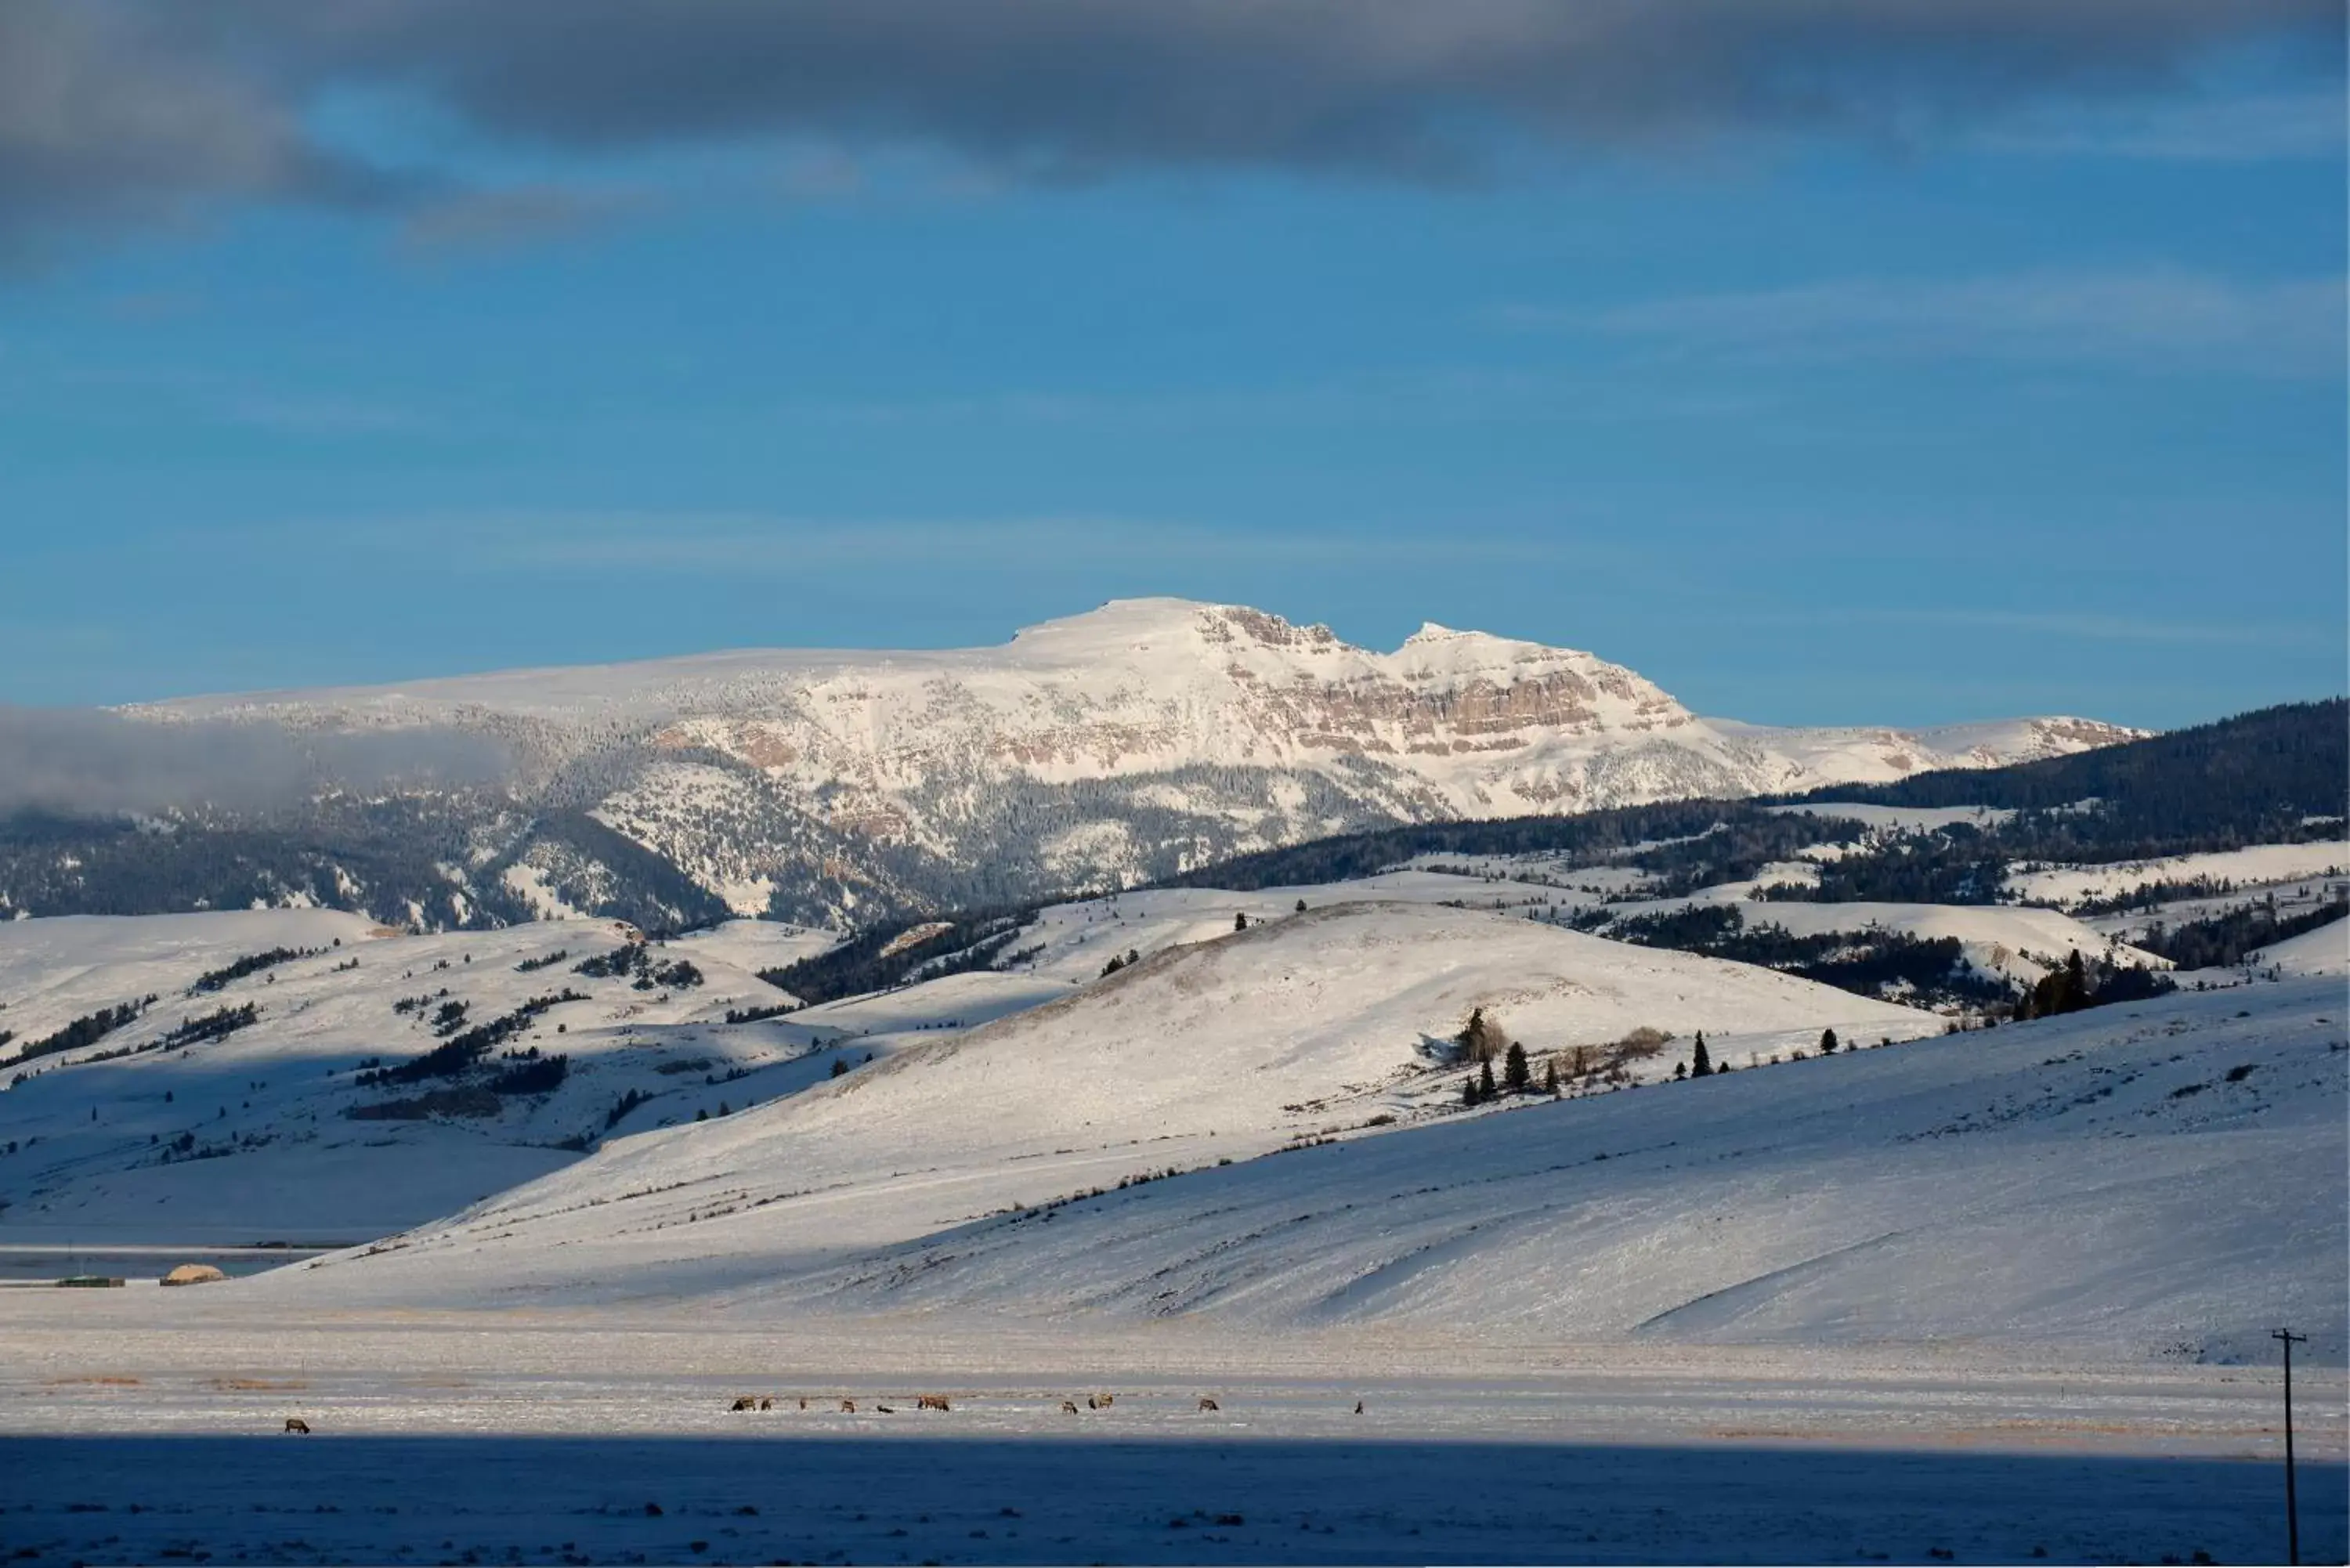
xmin=0 ymin=3 xmax=2341 ymax=727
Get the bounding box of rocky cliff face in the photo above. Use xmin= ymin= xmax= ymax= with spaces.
xmin=121 ymin=599 xmax=2140 ymax=926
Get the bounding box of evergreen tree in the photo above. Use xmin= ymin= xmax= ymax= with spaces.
xmin=1234 ymin=912 xmax=1248 ymax=931
xmin=1543 ymin=1057 xmax=1560 ymax=1095
xmin=1478 ymin=1059 xmax=1497 ymax=1099
xmin=1819 ymin=1028 xmax=1838 ymax=1055
xmin=1462 ymin=1075 xmax=1479 ymax=1107
xmin=1673 ymin=1060 xmax=1688 ymax=1079
xmin=1504 ymin=1041 xmax=1530 ymax=1094
xmin=1457 ymin=1007 xmax=1505 ymax=1064
xmin=1690 ymin=1032 xmax=1712 ymax=1078
xmin=1295 ymin=898 xmax=1307 ymax=912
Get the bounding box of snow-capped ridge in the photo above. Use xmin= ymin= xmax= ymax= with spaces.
xmin=118 ymin=599 xmax=2144 ymax=925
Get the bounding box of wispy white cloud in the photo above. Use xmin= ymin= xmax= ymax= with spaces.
xmin=772 ymin=147 xmax=866 ymax=201
xmin=299 ymin=510 xmax=1570 ymax=575
xmin=1975 ymin=90 xmax=2346 ymax=162
xmin=1741 ymin=604 xmax=2340 ymax=652
xmin=394 ymin=183 xmax=653 ymax=254
xmin=1507 ymin=269 xmax=2345 ymax=377
xmin=765 ymin=370 xmax=1769 ymax=432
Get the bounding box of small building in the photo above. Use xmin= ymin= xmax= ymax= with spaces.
xmin=160 ymin=1263 xmax=228 ymax=1287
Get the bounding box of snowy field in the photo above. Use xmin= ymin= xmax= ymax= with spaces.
xmin=4 ymin=1310 xmax=2344 ymax=1566
xmin=2010 ymin=843 xmax=2350 ymax=911
xmin=1593 ymin=891 xmax=2164 ymax=988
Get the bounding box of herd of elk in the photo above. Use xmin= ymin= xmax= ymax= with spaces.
xmin=277 ymin=1389 xmax=1358 ymax=1433
xmin=707 ymin=1389 xmax=1292 ymax=1416
xmin=720 ymin=1394 xmax=956 ymax=1413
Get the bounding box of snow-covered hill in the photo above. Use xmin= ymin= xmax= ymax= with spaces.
xmin=259 ymin=901 xmax=1937 ymax=1305
xmin=237 ymin=901 xmax=2345 ymax=1365
xmin=119 ymin=599 xmax=2138 ymax=925
xmin=760 ymin=976 xmax=2347 ymax=1364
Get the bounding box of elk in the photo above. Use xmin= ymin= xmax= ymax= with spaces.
xmin=283 ymin=1418 xmax=311 ymax=1435
xmin=916 ymin=1395 xmax=950 ymax=1411
xmin=1196 ymin=1397 xmax=1220 ymax=1412
xmin=1086 ymin=1393 xmax=1115 ymax=1410
xmin=839 ymin=1399 xmax=856 ymax=1414
xmin=1060 ymin=1400 xmax=1080 ymax=1414
xmin=729 ymin=1396 xmax=758 ymax=1411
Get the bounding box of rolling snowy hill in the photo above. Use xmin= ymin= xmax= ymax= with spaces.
xmin=233 ymin=901 xmax=2346 ymax=1367
xmin=262 ymin=901 xmax=1937 ymax=1303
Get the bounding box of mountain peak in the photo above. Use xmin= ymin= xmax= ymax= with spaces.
xmin=1008 ymin=599 xmax=1350 ymax=658
xmin=1009 ymin=597 xmax=1215 ymax=641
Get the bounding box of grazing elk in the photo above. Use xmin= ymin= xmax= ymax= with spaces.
xmin=1060 ymin=1400 xmax=1080 ymax=1414
xmin=1086 ymin=1394 xmax=1115 ymax=1410
xmin=839 ymin=1399 xmax=856 ymax=1414
xmin=1196 ymin=1397 xmax=1220 ymax=1412
xmin=916 ymin=1395 xmax=950 ymax=1411
xmin=759 ymin=1397 xmax=773 ymax=1411
xmin=729 ymin=1396 xmax=758 ymax=1411
xmin=283 ymin=1418 xmax=311 ymax=1435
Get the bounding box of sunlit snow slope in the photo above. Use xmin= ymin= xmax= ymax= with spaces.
xmin=275 ymin=935 xmax=2346 ymax=1364
xmin=268 ymin=901 xmax=1937 ymax=1306
xmin=770 ymin=977 xmax=2347 ymax=1364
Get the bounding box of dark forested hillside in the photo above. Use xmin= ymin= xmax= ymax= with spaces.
xmin=1164 ymin=799 xmax=1793 ymax=892
xmin=757 ymin=909 xmax=1039 ymax=1005
xmin=1786 ymin=700 xmax=2345 ymax=851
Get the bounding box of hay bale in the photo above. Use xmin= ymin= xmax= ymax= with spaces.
xmin=160 ymin=1263 xmax=227 ymax=1288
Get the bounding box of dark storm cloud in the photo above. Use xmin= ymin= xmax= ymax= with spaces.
xmin=0 ymin=707 xmax=512 ymax=816
xmin=0 ymin=0 xmax=400 ymax=262
xmin=5 ymin=1 xmax=2339 ymax=251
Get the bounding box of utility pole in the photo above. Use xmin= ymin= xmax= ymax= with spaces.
xmin=2275 ymin=1327 xmax=2307 ymax=1566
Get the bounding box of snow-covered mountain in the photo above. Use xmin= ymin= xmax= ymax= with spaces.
xmin=118 ymin=600 xmax=2139 ymax=927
